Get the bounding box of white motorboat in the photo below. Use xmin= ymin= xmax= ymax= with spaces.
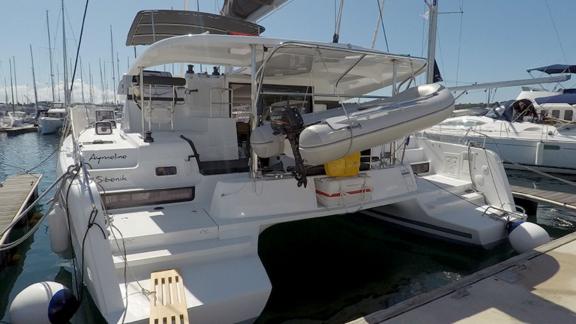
xmin=38 ymin=108 xmax=66 ymax=135
xmin=41 ymin=9 xmax=547 ymax=324
xmin=0 ymin=111 xmax=28 ymax=129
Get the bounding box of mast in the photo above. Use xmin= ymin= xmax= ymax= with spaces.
xmin=3 ymin=78 xmax=8 ymax=106
xmin=425 ymin=0 xmax=439 ymax=84
xmin=110 ymin=25 xmax=117 ymax=104
xmin=12 ymin=57 xmax=18 ymax=106
xmin=29 ymin=45 xmax=39 ymax=113
xmin=56 ymin=63 xmax=61 ymax=102
xmin=61 ymin=0 xmax=70 ymax=105
xmin=46 ymin=10 xmax=56 ymax=102
xmin=8 ymin=60 xmax=15 ymax=112
xmin=88 ymin=63 xmax=94 ymax=103
xmin=80 ymin=58 xmax=86 ymax=104
xmin=116 ymin=52 xmax=121 ymax=91
xmin=99 ymin=58 xmax=105 ymax=103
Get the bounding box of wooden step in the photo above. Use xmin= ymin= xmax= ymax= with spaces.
xmin=150 ymin=269 xmax=189 ymax=324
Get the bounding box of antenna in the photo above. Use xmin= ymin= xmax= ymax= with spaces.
xmin=29 ymin=45 xmax=39 ymax=113
xmin=46 ymin=10 xmax=56 ymax=103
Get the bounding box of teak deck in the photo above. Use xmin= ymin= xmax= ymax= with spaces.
xmin=0 ymin=174 xmax=42 ymax=245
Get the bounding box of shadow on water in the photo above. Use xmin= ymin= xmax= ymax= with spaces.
xmin=257 ymin=213 xmax=516 ymax=324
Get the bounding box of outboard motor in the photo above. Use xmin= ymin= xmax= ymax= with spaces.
xmin=270 ymin=106 xmax=307 ymax=187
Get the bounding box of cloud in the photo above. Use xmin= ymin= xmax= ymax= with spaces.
xmin=0 ymin=79 xmax=122 ymax=104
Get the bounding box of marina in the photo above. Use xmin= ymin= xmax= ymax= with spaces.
xmin=0 ymin=0 xmax=575 ymax=323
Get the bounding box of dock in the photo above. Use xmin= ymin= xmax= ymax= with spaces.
xmin=510 ymin=184 xmax=576 ymax=212
xmin=0 ymin=174 xmax=42 ymax=246
xmin=0 ymin=125 xmax=38 ymax=136
xmin=350 ymin=231 xmax=576 ymax=324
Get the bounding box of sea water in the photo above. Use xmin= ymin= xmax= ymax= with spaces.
xmin=1 ymin=132 xmax=574 ymax=323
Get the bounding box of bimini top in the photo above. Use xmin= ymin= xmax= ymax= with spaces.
xmin=127 ymin=34 xmax=427 ymax=96
xmin=535 ymin=93 xmax=576 ymax=105
xmin=126 ymin=10 xmax=265 ymax=46
xmin=527 ymin=64 xmax=576 ymax=75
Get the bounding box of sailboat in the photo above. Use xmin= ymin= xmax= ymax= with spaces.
xmin=37 ymin=3 xmax=547 ymax=324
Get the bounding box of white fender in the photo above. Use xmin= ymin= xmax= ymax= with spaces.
xmin=9 ymin=281 xmax=78 ymax=324
xmin=48 ymin=202 xmax=71 ymax=258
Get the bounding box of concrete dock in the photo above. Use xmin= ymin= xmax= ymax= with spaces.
xmin=351 ymin=231 xmax=576 ymax=323
xmin=0 ymin=174 xmax=42 ymax=246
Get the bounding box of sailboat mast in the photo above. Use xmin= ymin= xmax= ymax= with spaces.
xmin=80 ymin=58 xmax=86 ymax=104
xmin=88 ymin=63 xmax=94 ymax=103
xmin=29 ymin=45 xmax=39 ymax=112
xmin=8 ymin=60 xmax=15 ymax=112
xmin=110 ymin=25 xmax=117 ymax=104
xmin=12 ymin=57 xmax=18 ymax=106
xmin=99 ymin=58 xmax=105 ymax=103
xmin=61 ymin=0 xmax=70 ymax=105
xmin=426 ymin=0 xmax=439 ymax=84
xmin=3 ymin=78 xmax=8 ymax=106
xmin=46 ymin=10 xmax=56 ymax=102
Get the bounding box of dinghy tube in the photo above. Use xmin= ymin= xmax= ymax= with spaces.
xmin=252 ymin=83 xmax=455 ymax=165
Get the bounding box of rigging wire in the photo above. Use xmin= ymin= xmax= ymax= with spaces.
xmin=69 ymin=0 xmax=90 ymax=96
xmin=543 ymin=0 xmax=568 ymax=64
xmin=454 ymin=0 xmax=464 ymax=86
xmin=375 ymin=0 xmax=390 ymax=52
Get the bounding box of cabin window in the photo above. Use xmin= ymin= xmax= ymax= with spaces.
xmin=551 ymin=110 xmax=560 ymax=118
xmin=564 ymin=110 xmax=573 ymax=121
xmin=156 ymin=166 xmax=177 ymax=176
xmin=101 ymin=187 xmax=195 ymax=209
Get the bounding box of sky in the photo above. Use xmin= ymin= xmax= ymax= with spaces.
xmin=0 ymin=0 xmax=574 ymax=104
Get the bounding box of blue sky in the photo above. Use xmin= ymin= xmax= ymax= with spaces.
xmin=0 ymin=0 xmax=574 ymax=103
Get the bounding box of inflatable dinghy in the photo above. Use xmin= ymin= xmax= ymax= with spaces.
xmin=251 ymin=83 xmax=455 ymax=166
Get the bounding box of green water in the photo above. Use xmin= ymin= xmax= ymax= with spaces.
xmin=1 ymin=132 xmax=575 ymax=323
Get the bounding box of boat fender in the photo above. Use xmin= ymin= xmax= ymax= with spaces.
xmin=250 ymin=125 xmax=284 ymax=158
xmin=48 ymin=202 xmax=72 ymax=258
xmin=507 ymin=220 xmax=550 ymax=253
xmin=9 ymin=281 xmax=78 ymax=324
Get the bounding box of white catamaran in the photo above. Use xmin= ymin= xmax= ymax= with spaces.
xmin=39 ymin=8 xmax=548 ymax=324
